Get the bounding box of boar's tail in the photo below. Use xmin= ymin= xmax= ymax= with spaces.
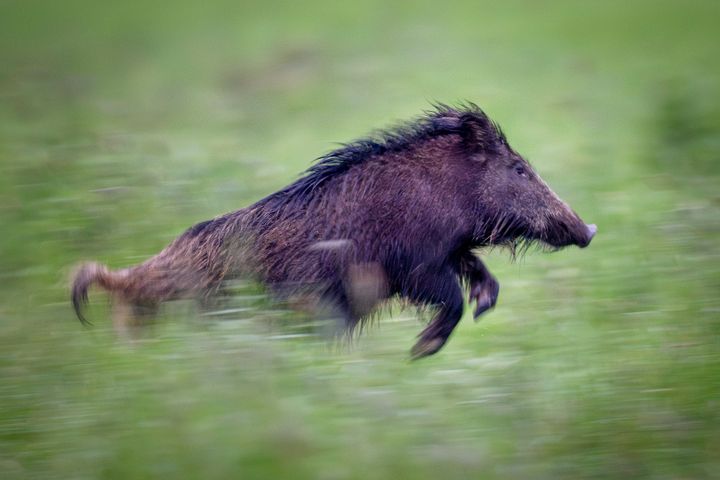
xmin=71 ymin=262 xmax=127 ymax=326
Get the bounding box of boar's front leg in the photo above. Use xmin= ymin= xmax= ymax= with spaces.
xmin=407 ymin=267 xmax=464 ymax=360
xmin=457 ymin=252 xmax=499 ymax=319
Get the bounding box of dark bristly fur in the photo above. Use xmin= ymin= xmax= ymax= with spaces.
xmin=71 ymin=103 xmax=596 ymax=358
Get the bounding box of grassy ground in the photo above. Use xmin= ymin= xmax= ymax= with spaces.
xmin=1 ymin=1 xmax=719 ymax=478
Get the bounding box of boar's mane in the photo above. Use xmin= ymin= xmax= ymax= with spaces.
xmin=263 ymin=103 xmax=506 ymax=207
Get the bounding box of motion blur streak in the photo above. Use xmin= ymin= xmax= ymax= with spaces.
xmin=0 ymin=1 xmax=718 ymax=479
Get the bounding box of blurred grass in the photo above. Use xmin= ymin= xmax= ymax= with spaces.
xmin=1 ymin=0 xmax=719 ymax=478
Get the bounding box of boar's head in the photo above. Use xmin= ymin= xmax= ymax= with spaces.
xmin=435 ymin=106 xmax=596 ymax=250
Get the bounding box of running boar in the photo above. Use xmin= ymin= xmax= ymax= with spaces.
xmin=72 ymin=103 xmax=596 ymax=358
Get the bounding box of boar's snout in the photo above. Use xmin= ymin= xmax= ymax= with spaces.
xmin=541 ymin=210 xmax=597 ymax=249
xmin=577 ymin=223 xmax=597 ymax=248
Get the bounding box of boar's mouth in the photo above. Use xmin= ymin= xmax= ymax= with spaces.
xmin=476 ymin=211 xmax=596 ymax=254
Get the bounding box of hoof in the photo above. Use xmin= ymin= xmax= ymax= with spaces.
xmin=469 ymin=278 xmax=499 ymax=320
xmin=410 ymin=336 xmax=446 ymax=360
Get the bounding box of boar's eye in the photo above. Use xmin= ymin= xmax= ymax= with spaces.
xmin=514 ymin=164 xmax=527 ymax=177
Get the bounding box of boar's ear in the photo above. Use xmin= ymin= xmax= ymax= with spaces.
xmin=456 ymin=113 xmax=498 ymax=153
xmin=431 ymin=112 xmax=497 ymax=153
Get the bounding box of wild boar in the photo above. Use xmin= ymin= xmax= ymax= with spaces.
xmin=72 ymin=103 xmax=596 ymax=358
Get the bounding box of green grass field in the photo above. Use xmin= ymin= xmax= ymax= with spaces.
xmin=1 ymin=1 xmax=719 ymax=478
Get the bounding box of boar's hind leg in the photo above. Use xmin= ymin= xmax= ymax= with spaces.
xmin=457 ymin=252 xmax=500 ymax=320
xmin=408 ymin=268 xmax=464 ymax=360
xmin=111 ymin=296 xmax=158 ymax=340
